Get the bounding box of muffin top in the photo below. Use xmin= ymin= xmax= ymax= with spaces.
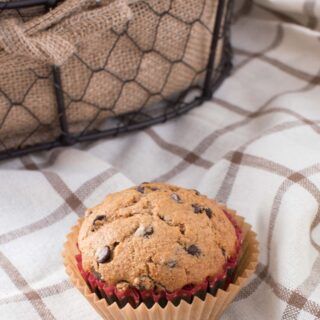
xmin=78 ymin=183 xmax=238 ymax=293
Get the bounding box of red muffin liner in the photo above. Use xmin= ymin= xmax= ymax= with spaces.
xmin=75 ymin=208 xmax=242 ymax=309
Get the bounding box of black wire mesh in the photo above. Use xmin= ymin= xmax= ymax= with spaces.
xmin=0 ymin=0 xmax=233 ymax=160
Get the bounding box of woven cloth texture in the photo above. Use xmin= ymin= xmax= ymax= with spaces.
xmin=1 ymin=0 xmax=320 ymax=319
xmin=0 ymin=0 xmax=221 ymax=151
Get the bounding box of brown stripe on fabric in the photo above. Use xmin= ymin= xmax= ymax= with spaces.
xmin=264 ymin=271 xmax=291 ymax=304
xmin=311 ymin=214 xmax=320 ymax=245
xmin=0 ymin=280 xmax=72 ymax=305
xmin=152 ymin=114 xmax=319 ymax=183
xmin=21 ymin=156 xmax=85 ymax=216
xmin=0 ymin=167 xmax=118 ymax=245
xmin=216 ymin=115 xmax=320 ymax=203
xmin=151 ymin=117 xmax=251 ymax=182
xmin=281 ymin=180 xmax=320 ymax=317
xmin=251 ymin=263 xmax=291 ymax=301
xmin=0 ymin=251 xmax=55 ymax=319
xmin=225 ymin=152 xmax=293 ymax=177
xmin=235 ymin=47 xmax=320 ymax=86
xmin=282 ymin=292 xmax=309 ymax=319
xmin=267 ymin=165 xmax=318 ymax=260
xmin=31 ymin=148 xmax=66 ymax=170
xmin=213 ymin=97 xmax=251 ymax=116
xmin=233 ymin=24 xmax=284 ymax=72
xmin=215 ymin=97 xmax=320 ymax=134
xmin=224 ymin=153 xmax=320 ymax=312
xmin=303 ymin=0 xmax=318 ymax=29
xmin=263 ymin=265 xmax=320 ymax=317
xmin=223 ymin=153 xmax=320 ymax=259
xmin=280 ymin=109 xmax=320 ymax=134
xmin=224 ymin=153 xmax=320 ymax=250
xmin=268 ymin=165 xmax=320 ymax=262
xmin=300 ymin=257 xmax=320 ymax=296
xmin=235 ymin=262 xmax=268 ymax=301
xmin=236 ymin=263 xmax=286 ymax=300
xmin=152 ymin=70 xmax=320 ymax=183
xmin=239 ymin=263 xmax=320 ymax=317
xmin=145 ymin=128 xmax=213 ymax=169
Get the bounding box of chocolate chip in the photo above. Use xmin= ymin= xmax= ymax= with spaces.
xmin=92 ymin=269 xmax=102 ymax=280
xmin=93 ymin=215 xmax=106 ymax=225
xmin=221 ymin=247 xmax=226 ymax=257
xmin=193 ymin=189 xmax=200 ymax=195
xmin=166 ymin=260 xmax=177 ymax=268
xmin=135 ymin=225 xmax=154 ymax=237
xmin=150 ymin=187 xmax=158 ymax=191
xmin=96 ymin=246 xmax=111 ymax=263
xmin=191 ymin=203 xmax=202 ymax=213
xmin=205 ymin=208 xmax=212 ymax=218
xmin=145 ymin=225 xmax=153 ymax=236
xmin=136 ymin=185 xmax=145 ymax=193
xmin=171 ymin=193 xmax=182 ymax=203
xmin=191 ymin=204 xmax=212 ymax=218
xmin=179 ymin=224 xmax=185 ymax=235
xmin=91 ymin=215 xmax=107 ymax=232
xmin=187 ymin=245 xmax=201 ymax=257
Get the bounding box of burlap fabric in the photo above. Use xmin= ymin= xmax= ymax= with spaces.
xmin=0 ymin=0 xmax=225 ymax=152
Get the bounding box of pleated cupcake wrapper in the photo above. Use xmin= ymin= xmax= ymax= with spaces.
xmin=63 ymin=206 xmax=259 ymax=320
xmin=76 ymin=253 xmax=237 ymax=309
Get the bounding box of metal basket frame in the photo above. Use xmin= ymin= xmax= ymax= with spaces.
xmin=0 ymin=0 xmax=233 ymax=160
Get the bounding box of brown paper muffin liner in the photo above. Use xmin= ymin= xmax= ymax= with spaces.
xmin=63 ymin=207 xmax=259 ymax=320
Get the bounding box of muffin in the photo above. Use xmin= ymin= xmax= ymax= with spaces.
xmin=76 ymin=183 xmax=242 ymax=308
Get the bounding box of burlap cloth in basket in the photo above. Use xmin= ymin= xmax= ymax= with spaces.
xmin=0 ymin=0 xmax=225 ymax=151
xmin=63 ymin=208 xmax=259 ymax=320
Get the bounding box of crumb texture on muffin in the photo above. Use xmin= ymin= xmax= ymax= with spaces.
xmin=78 ymin=183 xmax=238 ymax=292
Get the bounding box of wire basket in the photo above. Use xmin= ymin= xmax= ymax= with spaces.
xmin=0 ymin=0 xmax=233 ymax=160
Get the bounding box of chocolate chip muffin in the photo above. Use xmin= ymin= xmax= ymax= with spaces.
xmin=77 ymin=183 xmax=241 ymax=308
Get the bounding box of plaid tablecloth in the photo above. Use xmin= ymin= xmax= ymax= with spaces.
xmin=1 ymin=0 xmax=320 ymax=319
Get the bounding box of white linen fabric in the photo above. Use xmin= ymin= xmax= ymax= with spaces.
xmin=1 ymin=1 xmax=320 ymax=319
